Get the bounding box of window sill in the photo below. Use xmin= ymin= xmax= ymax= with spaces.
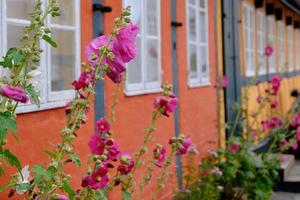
xmin=16 ymin=100 xmax=68 ymax=114
xmin=124 ymin=88 xmax=163 ymax=97
xmin=188 ymin=82 xmax=211 ymax=88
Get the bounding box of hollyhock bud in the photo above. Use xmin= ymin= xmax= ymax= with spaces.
xmin=230 ymin=143 xmax=240 ymax=153
xmin=96 ymin=118 xmax=110 ymax=133
xmin=72 ymin=71 xmax=94 ymax=90
xmin=264 ymin=45 xmax=274 ymax=57
xmin=88 ymin=134 xmax=105 ymax=156
xmin=112 ymin=23 xmax=139 ymax=63
xmin=117 ymin=152 xmax=134 ymax=175
xmin=270 ymin=98 xmax=278 ymax=109
xmin=153 ymin=145 xmax=166 ymax=167
xmin=106 ymin=139 xmax=120 ymax=161
xmin=290 ymin=112 xmax=300 ymax=127
xmin=0 ymin=85 xmax=29 ymax=103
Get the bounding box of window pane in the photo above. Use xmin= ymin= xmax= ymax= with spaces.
xmin=7 ymin=25 xmax=24 ymax=48
xmin=189 ymin=0 xmax=196 ymax=5
xmin=146 ymin=38 xmax=159 ymax=82
xmin=124 ymin=0 xmax=141 ymax=26
xmin=7 ymin=0 xmax=37 ymax=20
xmin=200 ymin=46 xmax=208 ymax=76
xmin=51 ymin=0 xmax=75 ymax=25
xmin=146 ymin=0 xmax=158 ymax=36
xmin=51 ymin=29 xmax=76 ymax=91
xmin=199 ymin=0 xmax=205 ymax=8
xmin=189 ymin=44 xmax=197 ymax=79
xmin=127 ymin=37 xmax=142 ymax=84
xmin=199 ymin=11 xmax=206 ymax=43
xmin=188 ymin=7 xmax=197 ymax=41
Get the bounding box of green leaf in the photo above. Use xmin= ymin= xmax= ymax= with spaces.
xmin=0 ymin=166 xmax=5 ymax=176
xmin=31 ymin=165 xmax=54 ymax=184
xmin=0 ymin=129 xmax=8 ymax=140
xmin=26 ymin=84 xmax=40 ymax=107
xmin=42 ymin=34 xmax=58 ymax=48
xmin=3 ymin=149 xmax=21 ymax=171
xmin=67 ymin=152 xmax=81 ymax=167
xmin=0 ymin=48 xmax=24 ymax=68
xmin=121 ymin=190 xmax=132 ymax=200
xmin=62 ymin=181 xmax=75 ymax=200
xmin=43 ymin=150 xmax=57 ymax=159
xmin=16 ymin=182 xmax=31 ymax=191
xmin=0 ymin=112 xmax=17 ymax=132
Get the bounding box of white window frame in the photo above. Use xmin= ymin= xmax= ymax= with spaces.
xmin=0 ymin=0 xmax=81 ymax=113
xmin=256 ymin=11 xmax=266 ymax=75
xmin=124 ymin=0 xmax=162 ymax=96
xmin=277 ymin=21 xmax=286 ymax=72
xmin=186 ymin=0 xmax=210 ymax=87
xmin=242 ymin=2 xmax=255 ymax=77
xmin=267 ymin=16 xmax=276 ymax=73
xmin=287 ymin=25 xmax=294 ymax=72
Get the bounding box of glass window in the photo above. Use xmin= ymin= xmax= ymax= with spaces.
xmin=267 ymin=16 xmax=276 ymax=73
xmin=287 ymin=26 xmax=294 ymax=72
xmin=187 ymin=0 xmax=209 ymax=86
xmin=0 ymin=0 xmax=81 ymax=112
xmin=124 ymin=0 xmax=161 ymax=95
xmin=277 ymin=22 xmax=286 ymax=72
xmin=256 ymin=12 xmax=266 ymax=74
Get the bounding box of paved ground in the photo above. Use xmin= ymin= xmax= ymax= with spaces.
xmin=271 ymin=192 xmax=300 ymax=200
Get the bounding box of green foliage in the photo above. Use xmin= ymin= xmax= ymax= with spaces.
xmin=62 ymin=180 xmax=75 ymax=200
xmin=42 ymin=34 xmax=58 ymax=48
xmin=67 ymin=152 xmax=81 ymax=167
xmin=31 ymin=165 xmax=55 ymax=185
xmin=0 ymin=48 xmax=24 ymax=68
xmin=26 ymin=84 xmax=40 ymax=106
xmin=0 ymin=112 xmax=17 ymax=132
xmin=121 ymin=189 xmax=132 ymax=200
xmin=1 ymin=149 xmax=22 ymax=172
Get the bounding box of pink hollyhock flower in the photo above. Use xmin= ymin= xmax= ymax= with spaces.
xmin=88 ymin=134 xmax=105 ymax=155
xmin=112 ymin=23 xmax=139 ymax=63
xmin=292 ymin=142 xmax=298 ymax=150
xmin=96 ymin=118 xmax=110 ymax=133
xmin=271 ymin=99 xmax=278 ymax=109
xmin=256 ymin=96 xmax=263 ymax=104
xmin=0 ymin=85 xmax=29 ymax=103
xmin=291 ymin=112 xmax=300 ymax=127
xmin=211 ymin=167 xmax=223 ymax=177
xmin=214 ymin=75 xmax=229 ymax=89
xmin=72 ymin=71 xmax=95 ymax=90
xmin=153 ymin=94 xmax=178 ymax=117
xmin=153 ymin=145 xmax=166 ymax=167
xmin=81 ymin=167 xmax=109 ymax=190
xmin=54 ymin=194 xmax=68 ymax=200
xmin=177 ymin=137 xmax=193 ymax=155
xmin=264 ymin=45 xmax=274 ymax=57
xmin=104 ymin=64 xmax=123 ymax=83
xmin=85 ymin=35 xmax=109 ymax=67
xmin=106 ymin=139 xmax=120 ymax=161
xmin=268 ymin=75 xmax=282 ymax=95
xmin=117 ymin=152 xmax=135 ymax=175
xmin=262 ymin=116 xmax=282 ymax=131
xmin=230 ymin=143 xmax=240 ymax=153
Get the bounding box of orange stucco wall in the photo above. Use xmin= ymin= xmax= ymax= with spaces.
xmin=0 ymin=1 xmax=94 ymax=199
xmin=103 ymin=0 xmax=218 ymax=199
xmin=0 ymin=0 xmax=219 ymax=199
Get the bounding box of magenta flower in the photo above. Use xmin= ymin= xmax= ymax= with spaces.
xmin=215 ymin=75 xmax=229 ymax=89
xmin=262 ymin=116 xmax=282 ymax=131
xmin=230 ymin=143 xmax=240 ymax=153
xmin=106 ymin=139 xmax=120 ymax=161
xmin=264 ymin=45 xmax=274 ymax=57
xmin=0 ymin=85 xmax=29 ymax=103
xmin=88 ymin=134 xmax=105 ymax=155
xmin=81 ymin=167 xmax=109 ymax=190
xmin=270 ymin=98 xmax=278 ymax=109
xmin=72 ymin=71 xmax=95 ymax=90
xmin=153 ymin=94 xmax=178 ymax=117
xmin=291 ymin=112 xmax=300 ymax=127
xmin=268 ymin=75 xmax=282 ymax=95
xmin=153 ymin=145 xmax=166 ymax=167
xmin=96 ymin=118 xmax=110 ymax=133
xmin=104 ymin=64 xmax=123 ymax=83
xmin=292 ymin=142 xmax=298 ymax=150
xmin=211 ymin=167 xmax=223 ymax=177
xmin=177 ymin=137 xmax=193 ymax=155
xmin=117 ymin=152 xmax=135 ymax=175
xmin=256 ymin=96 xmax=263 ymax=104
xmin=53 ymin=194 xmax=68 ymax=200
xmin=85 ymin=35 xmax=109 ymax=67
xmin=112 ymin=23 xmax=139 ymax=63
